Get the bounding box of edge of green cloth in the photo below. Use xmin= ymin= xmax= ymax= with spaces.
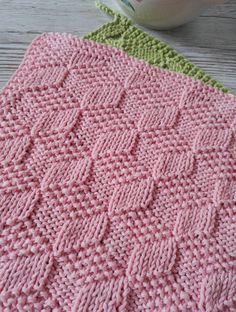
xmin=85 ymin=1 xmax=229 ymax=93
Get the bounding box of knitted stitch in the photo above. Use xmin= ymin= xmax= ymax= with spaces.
xmin=0 ymin=33 xmax=235 ymax=312
xmin=85 ymin=1 xmax=229 ymax=93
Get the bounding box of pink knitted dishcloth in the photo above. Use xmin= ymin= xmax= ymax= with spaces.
xmin=0 ymin=33 xmax=235 ymax=312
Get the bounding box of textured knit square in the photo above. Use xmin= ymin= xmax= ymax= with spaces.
xmin=0 ymin=33 xmax=235 ymax=312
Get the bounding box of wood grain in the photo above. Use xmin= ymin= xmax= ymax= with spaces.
xmin=0 ymin=0 xmax=235 ymax=92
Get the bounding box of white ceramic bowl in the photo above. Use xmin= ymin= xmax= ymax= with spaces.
xmin=116 ymin=0 xmax=225 ymax=29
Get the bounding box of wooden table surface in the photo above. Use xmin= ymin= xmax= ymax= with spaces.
xmin=0 ymin=0 xmax=235 ymax=92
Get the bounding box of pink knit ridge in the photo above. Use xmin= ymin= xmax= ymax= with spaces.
xmin=0 ymin=33 xmax=235 ymax=311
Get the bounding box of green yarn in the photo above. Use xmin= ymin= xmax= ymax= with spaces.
xmin=85 ymin=1 xmax=229 ymax=93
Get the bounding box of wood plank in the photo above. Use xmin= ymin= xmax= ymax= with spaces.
xmin=0 ymin=0 xmax=235 ymax=92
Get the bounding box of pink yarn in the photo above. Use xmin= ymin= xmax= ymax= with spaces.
xmin=0 ymin=33 xmax=235 ymax=311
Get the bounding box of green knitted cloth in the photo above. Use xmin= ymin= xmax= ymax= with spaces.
xmin=85 ymin=2 xmax=229 ymax=93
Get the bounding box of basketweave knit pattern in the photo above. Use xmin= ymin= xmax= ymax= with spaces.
xmin=85 ymin=1 xmax=229 ymax=93
xmin=0 ymin=33 xmax=235 ymax=312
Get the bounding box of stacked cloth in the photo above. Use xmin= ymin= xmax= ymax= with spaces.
xmin=0 ymin=33 xmax=235 ymax=312
xmin=85 ymin=2 xmax=229 ymax=93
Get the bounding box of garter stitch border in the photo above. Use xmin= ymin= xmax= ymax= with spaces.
xmin=85 ymin=1 xmax=230 ymax=93
xmin=0 ymin=32 xmax=235 ymax=311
